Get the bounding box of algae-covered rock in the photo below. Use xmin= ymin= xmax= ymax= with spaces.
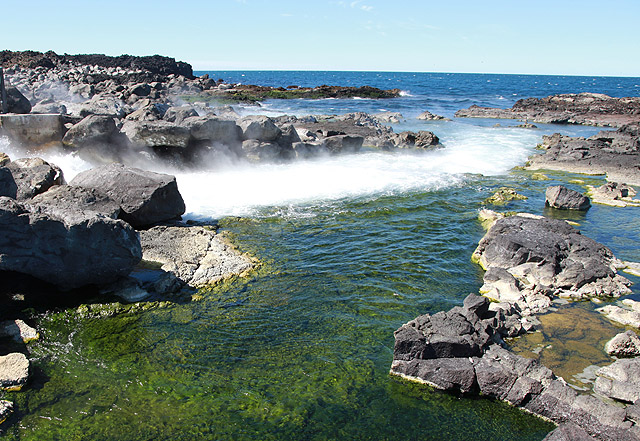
xmin=483 ymin=187 xmax=527 ymax=205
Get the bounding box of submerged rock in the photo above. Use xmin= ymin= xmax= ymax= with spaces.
xmin=483 ymin=187 xmax=527 ymax=205
xmin=0 ymin=353 xmax=29 ymax=391
xmin=71 ymin=163 xmax=185 ymax=228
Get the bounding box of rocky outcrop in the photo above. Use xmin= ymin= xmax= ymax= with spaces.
xmin=526 ymin=124 xmax=640 ymax=186
xmin=604 ymin=331 xmax=640 ymax=357
xmin=455 ymin=93 xmax=640 ymax=128
xmin=30 ymin=184 xmax=121 ymax=219
xmin=587 ymin=182 xmax=640 ymax=207
xmin=595 ymin=358 xmax=640 ymax=403
xmin=70 ymin=163 xmax=185 ymax=228
xmin=597 ymin=299 xmax=640 ymax=328
xmin=0 ymin=157 xmax=64 ymax=200
xmin=545 ymin=185 xmax=591 ymax=210
xmin=473 ymin=214 xmax=631 ymax=314
xmin=391 ymin=295 xmax=639 ymax=441
xmin=0 ymin=196 xmax=141 ymax=289
xmin=139 ymin=225 xmax=255 ymax=294
xmin=417 ymin=110 xmax=449 ymax=121
xmin=0 ymin=353 xmax=29 ymax=391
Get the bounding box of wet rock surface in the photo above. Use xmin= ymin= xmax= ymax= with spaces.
xmin=545 ymin=185 xmax=591 ymax=210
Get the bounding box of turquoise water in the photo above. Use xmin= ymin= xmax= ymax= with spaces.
xmin=2 ymin=72 xmax=640 ymax=440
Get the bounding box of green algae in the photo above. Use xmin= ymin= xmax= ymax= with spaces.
xmin=3 ymin=173 xmax=639 ymax=441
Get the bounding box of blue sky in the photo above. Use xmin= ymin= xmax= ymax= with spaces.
xmin=2 ymin=0 xmax=639 ymax=76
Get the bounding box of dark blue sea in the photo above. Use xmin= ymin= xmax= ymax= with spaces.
xmin=2 ymin=72 xmax=640 ymax=441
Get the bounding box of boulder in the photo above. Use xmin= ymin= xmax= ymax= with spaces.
xmin=546 ymin=185 xmax=591 ymax=210
xmin=31 ymin=101 xmax=67 ymax=114
xmin=604 ymin=330 xmax=640 ymax=357
xmin=472 ymin=215 xmax=631 ymax=311
xmin=30 ymin=184 xmax=121 ymax=219
xmin=70 ymin=163 xmax=185 ymax=228
xmin=390 ymin=358 xmax=477 ymax=394
xmin=237 ymin=115 xmax=281 ymax=142
xmin=0 ymin=353 xmax=29 ymax=391
xmin=0 ymin=114 xmax=65 ymax=146
xmin=0 ymin=157 xmax=64 ymax=200
xmin=184 ymin=116 xmax=242 ymax=146
xmin=241 ymin=140 xmax=284 ymax=162
xmin=0 ymin=196 xmax=141 ymax=289
xmin=597 ymin=304 xmax=640 ymax=328
xmin=417 ymin=110 xmax=449 ymax=121
xmin=163 ymin=106 xmax=199 ymax=124
xmin=323 ymin=134 xmax=364 ymax=154
xmin=121 ymin=120 xmax=191 ymax=148
xmin=393 ymin=130 xmax=440 ymax=149
xmin=5 ymin=87 xmax=31 ymax=114
xmin=595 ymin=358 xmax=640 ymax=403
xmin=124 ymin=103 xmax=164 ymax=121
xmin=138 ymin=225 xmax=255 ymax=294
xmin=78 ymin=95 xmax=127 ymax=118
xmin=62 ymin=114 xmax=122 ymax=148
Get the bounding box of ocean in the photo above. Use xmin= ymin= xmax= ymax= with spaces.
xmin=2 ymin=71 xmax=640 ymax=440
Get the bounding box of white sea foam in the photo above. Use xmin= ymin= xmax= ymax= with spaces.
xmin=1 ymin=122 xmax=539 ymax=221
xmin=176 ymin=125 xmax=537 ymax=219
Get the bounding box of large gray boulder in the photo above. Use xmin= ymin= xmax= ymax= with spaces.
xmin=30 ymin=184 xmax=121 ymax=219
xmin=0 ymin=196 xmax=141 ymax=289
xmin=0 ymin=353 xmax=29 ymax=391
xmin=473 ymin=215 xmax=631 ymax=312
xmin=323 ymin=135 xmax=364 ymax=154
xmin=238 ymin=115 xmax=281 ymax=142
xmin=604 ymin=330 xmax=640 ymax=357
xmin=62 ymin=114 xmax=124 ymax=148
xmin=184 ymin=116 xmax=242 ymax=146
xmin=546 ymin=185 xmax=591 ymax=210
xmin=595 ymin=358 xmax=640 ymax=403
xmin=77 ymin=95 xmax=127 ymax=118
xmin=0 ymin=157 xmax=64 ymax=200
xmin=70 ymin=163 xmax=185 ymax=228
xmin=121 ymin=120 xmax=191 ymax=148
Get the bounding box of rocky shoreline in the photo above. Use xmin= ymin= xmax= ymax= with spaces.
xmin=2 ymin=50 xmax=640 ymax=439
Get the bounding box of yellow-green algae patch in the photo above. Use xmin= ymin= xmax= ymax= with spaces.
xmin=508 ymin=302 xmax=624 ymax=389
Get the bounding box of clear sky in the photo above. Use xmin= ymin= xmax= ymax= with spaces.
xmin=2 ymin=0 xmax=639 ymax=76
